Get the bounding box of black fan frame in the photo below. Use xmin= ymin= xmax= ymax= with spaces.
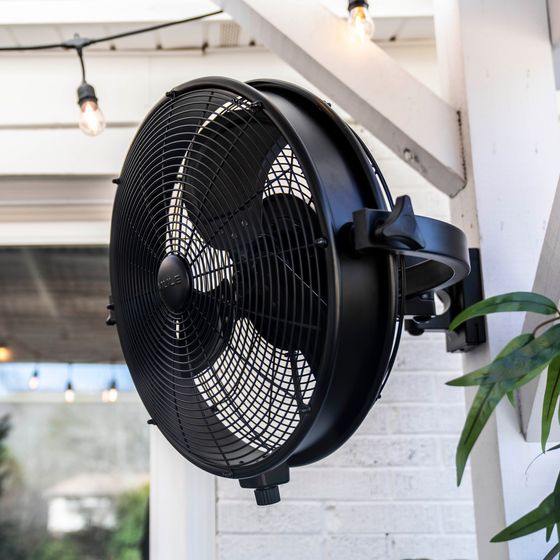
xmin=110 ymin=76 xmax=398 ymax=479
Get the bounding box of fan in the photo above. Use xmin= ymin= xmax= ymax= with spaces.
xmin=109 ymin=77 xmax=470 ymax=505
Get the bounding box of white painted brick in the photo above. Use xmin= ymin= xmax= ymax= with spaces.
xmin=325 ymin=534 xmax=389 ymax=560
xmin=395 ymin=335 xmax=463 ymax=371
xmin=391 ymin=468 xmax=473 ymax=501
xmin=218 ymin=468 xmax=391 ymax=501
xmin=325 ymin=502 xmax=440 ymax=534
xmin=435 ymin=373 xmax=467 ymax=403
xmin=320 ymin=436 xmax=439 ymax=468
xmin=218 ymin=500 xmax=322 ymax=534
xmin=441 ymin=436 xmax=462 ymax=467
xmin=383 ymin=404 xmax=466 ymax=434
xmin=380 ymin=372 xmax=436 ymax=403
xmin=440 ymin=504 xmax=476 ymax=534
xmin=388 ymin=534 xmax=477 ymax=560
xmin=355 ymin=405 xmax=391 ymax=434
xmin=217 ymin=535 xmax=322 ymax=560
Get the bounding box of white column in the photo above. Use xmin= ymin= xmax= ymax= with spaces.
xmin=434 ymin=1 xmax=560 ymax=558
xmin=150 ymin=427 xmax=216 ymax=560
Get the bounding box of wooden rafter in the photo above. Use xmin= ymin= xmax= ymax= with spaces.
xmin=214 ymin=0 xmax=466 ymax=196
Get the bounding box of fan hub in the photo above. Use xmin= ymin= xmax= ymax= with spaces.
xmin=157 ymin=254 xmax=192 ymax=313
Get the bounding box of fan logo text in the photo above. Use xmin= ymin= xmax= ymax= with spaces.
xmin=159 ymin=275 xmax=182 ymax=289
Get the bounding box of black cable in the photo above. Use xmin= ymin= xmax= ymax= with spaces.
xmin=76 ymin=48 xmax=86 ymax=82
xmin=0 ymin=10 xmax=223 ymax=52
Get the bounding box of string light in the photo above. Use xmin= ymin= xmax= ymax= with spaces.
xmin=64 ymin=363 xmax=75 ymax=403
xmin=348 ymin=1 xmax=375 ymax=41
xmin=28 ymin=368 xmax=40 ymax=391
xmin=0 ymin=11 xmax=222 ymax=136
xmin=108 ymin=379 xmax=119 ymax=403
xmin=64 ymin=381 xmax=75 ymax=403
xmin=71 ymin=42 xmax=106 ymax=136
xmin=0 ymin=341 xmax=12 ymax=362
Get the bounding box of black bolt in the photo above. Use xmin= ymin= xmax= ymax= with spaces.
xmin=112 ymin=177 xmax=120 ymax=185
xmin=147 ymin=419 xmax=156 ymax=425
xmin=249 ymin=101 xmax=263 ymax=113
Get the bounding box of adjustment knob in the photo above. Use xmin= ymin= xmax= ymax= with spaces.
xmin=254 ymin=486 xmax=281 ymax=506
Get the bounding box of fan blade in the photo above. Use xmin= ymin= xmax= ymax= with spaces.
xmin=179 ymin=279 xmax=235 ymax=377
xmin=236 ymin=194 xmax=327 ymax=376
xmin=179 ymin=105 xmax=285 ymax=252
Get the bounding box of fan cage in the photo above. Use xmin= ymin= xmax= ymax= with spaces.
xmin=111 ymin=83 xmax=334 ymax=476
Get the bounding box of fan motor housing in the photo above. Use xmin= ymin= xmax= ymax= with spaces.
xmin=109 ymin=76 xmax=470 ymax=504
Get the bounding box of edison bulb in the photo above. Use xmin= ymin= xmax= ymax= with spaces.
xmin=79 ymin=99 xmax=106 ymax=136
xmin=348 ymin=5 xmax=375 ymax=41
xmin=0 ymin=344 xmax=11 ymax=362
xmin=28 ymin=370 xmax=39 ymax=391
xmin=108 ymin=381 xmax=118 ymax=403
xmin=101 ymin=389 xmax=110 ymax=403
xmin=64 ymin=382 xmax=75 ymax=403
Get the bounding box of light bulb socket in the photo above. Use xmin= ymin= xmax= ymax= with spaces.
xmin=66 ymin=381 xmax=73 ymax=391
xmin=348 ymin=0 xmax=369 ymax=11
xmin=77 ymin=82 xmax=98 ymax=105
xmin=109 ymin=380 xmax=117 ymax=390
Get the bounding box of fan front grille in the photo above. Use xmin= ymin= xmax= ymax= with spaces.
xmin=111 ymin=86 xmax=328 ymax=474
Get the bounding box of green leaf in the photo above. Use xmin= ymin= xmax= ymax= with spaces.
xmin=448 ymin=334 xmax=534 ymax=387
xmin=455 ymin=328 xmax=560 ymax=485
xmin=544 ymin=543 xmax=560 ymax=560
xmin=456 ymin=382 xmax=504 ymax=485
xmin=491 ymin=493 xmax=560 ymax=542
xmin=546 ymin=524 xmax=554 ymax=542
xmin=449 ymin=292 xmax=558 ymax=331
xmin=507 ymin=390 xmax=517 ymax=408
xmin=542 ymin=355 xmax=560 ymax=452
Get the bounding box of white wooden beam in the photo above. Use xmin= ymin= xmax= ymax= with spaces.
xmin=435 ymin=1 xmax=560 ymax=558
xmin=519 ymin=177 xmax=560 ymax=441
xmin=548 ymin=0 xmax=560 ymax=88
xmin=215 ymin=0 xmax=466 ymax=196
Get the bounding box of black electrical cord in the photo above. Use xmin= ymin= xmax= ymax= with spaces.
xmin=0 ymin=10 xmax=223 ymax=52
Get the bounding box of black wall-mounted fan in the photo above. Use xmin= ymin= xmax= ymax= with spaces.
xmin=109 ymin=77 xmax=472 ymax=505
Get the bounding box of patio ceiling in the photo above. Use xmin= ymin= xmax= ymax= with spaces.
xmin=0 ymin=246 xmax=122 ymax=363
xmin=0 ymin=0 xmax=435 ymax=49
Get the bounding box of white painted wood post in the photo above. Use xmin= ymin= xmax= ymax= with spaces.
xmin=434 ymin=1 xmax=560 ymax=558
xmin=150 ymin=427 xmax=215 ymax=560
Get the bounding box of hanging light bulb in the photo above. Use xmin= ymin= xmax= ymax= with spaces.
xmin=77 ymin=82 xmax=106 ymax=136
xmin=64 ymin=381 xmax=75 ymax=403
xmin=348 ymin=1 xmax=375 ymax=41
xmin=108 ymin=379 xmax=119 ymax=403
xmin=0 ymin=342 xmax=12 ymax=363
xmin=101 ymin=388 xmax=110 ymax=403
xmin=28 ymin=368 xmax=40 ymax=391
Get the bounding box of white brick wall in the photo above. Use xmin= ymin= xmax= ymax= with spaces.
xmin=216 ymin=44 xmax=477 ymax=560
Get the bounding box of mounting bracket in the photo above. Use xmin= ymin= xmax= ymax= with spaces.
xmin=404 ymin=248 xmax=486 ymax=353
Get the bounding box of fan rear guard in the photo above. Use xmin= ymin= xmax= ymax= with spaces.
xmin=110 ymin=77 xmax=397 ymax=482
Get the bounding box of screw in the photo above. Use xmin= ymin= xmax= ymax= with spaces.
xmin=403 ymin=148 xmax=414 ymax=163
xmin=112 ymin=177 xmax=120 ymax=185
xmin=314 ymin=237 xmax=328 ymax=248
xmin=165 ymin=90 xmax=177 ymax=99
